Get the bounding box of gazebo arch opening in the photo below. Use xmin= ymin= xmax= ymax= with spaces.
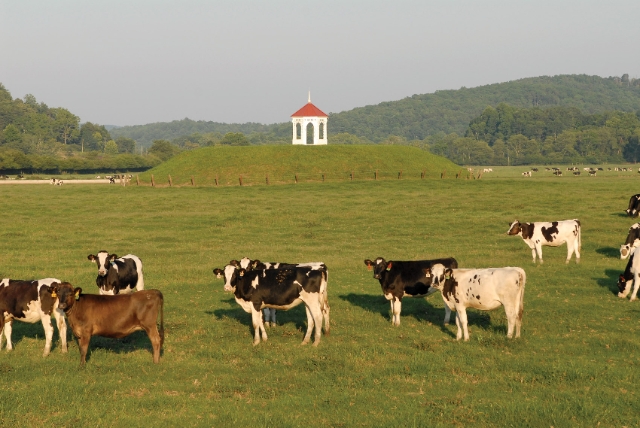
xmin=306 ymin=123 xmax=315 ymax=145
xmin=319 ymin=122 xmax=325 ymax=140
xmin=296 ymin=123 xmax=302 ymax=140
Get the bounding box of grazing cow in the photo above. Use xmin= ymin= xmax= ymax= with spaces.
xmin=620 ymin=223 xmax=640 ymax=259
xmin=507 ymin=219 xmax=581 ymax=263
xmin=617 ymin=248 xmax=640 ymax=300
xmin=53 ymin=282 xmax=164 ymax=365
xmin=363 ymin=257 xmax=458 ymax=326
xmin=573 ymin=171 xmax=581 ymax=176
xmin=531 ymin=168 xmax=538 ymax=172
xmin=521 ymin=171 xmax=532 ymax=177
xmin=227 ymin=258 xmax=328 ymax=327
xmin=0 ymin=278 xmax=67 ymax=356
xmin=553 ymin=171 xmax=563 ymax=176
xmin=424 ymin=264 xmax=526 ymax=341
xmin=625 ymin=194 xmax=640 ymax=217
xmin=213 ymin=265 xmax=329 ymax=346
xmin=588 ymin=170 xmax=597 ymax=176
xmin=87 ymin=251 xmax=144 ymax=295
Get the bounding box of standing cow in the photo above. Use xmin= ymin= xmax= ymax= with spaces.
xmin=213 ymin=265 xmax=329 ymax=346
xmin=626 ymin=194 xmax=640 ymax=217
xmin=619 ymin=223 xmax=640 ymax=259
xmin=0 ymin=278 xmax=68 ymax=356
xmin=87 ymin=251 xmax=144 ymax=295
xmin=363 ymin=257 xmax=458 ymax=326
xmin=507 ymin=219 xmax=581 ymax=263
xmin=424 ymin=264 xmax=526 ymax=341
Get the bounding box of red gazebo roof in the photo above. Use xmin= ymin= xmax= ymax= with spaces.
xmin=291 ymin=102 xmax=328 ymax=118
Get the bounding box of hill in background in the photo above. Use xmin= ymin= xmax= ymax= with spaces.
xmin=112 ymin=74 xmax=640 ymax=146
xmin=139 ymin=145 xmax=459 ymax=186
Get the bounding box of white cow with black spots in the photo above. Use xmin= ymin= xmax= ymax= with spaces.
xmin=507 ymin=219 xmax=581 ymax=263
xmin=424 ymin=264 xmax=526 ymax=341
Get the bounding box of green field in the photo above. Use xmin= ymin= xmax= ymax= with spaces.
xmin=1 ymin=173 xmax=640 ymax=427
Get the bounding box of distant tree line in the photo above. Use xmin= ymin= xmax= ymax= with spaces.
xmin=0 ymin=83 xmax=161 ymax=173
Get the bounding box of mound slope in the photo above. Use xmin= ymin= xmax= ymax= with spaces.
xmin=139 ymin=145 xmax=459 ymax=186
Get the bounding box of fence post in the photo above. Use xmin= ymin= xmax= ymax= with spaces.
xmin=191 ymin=176 xmax=195 ymax=186
xmin=398 ymin=170 xmax=402 ymax=179
xmin=239 ymin=175 xmax=243 ymax=186
xmin=295 ymin=174 xmax=298 ymax=184
xmin=215 ymin=175 xmax=218 ymax=186
xmin=421 ymin=170 xmax=425 ymax=179
xmin=136 ymin=175 xmax=140 ymax=186
xmin=168 ymin=175 xmax=173 ymax=186
xmin=441 ymin=170 xmax=446 ymax=179
xmin=375 ymin=170 xmax=378 ymax=180
xmin=151 ymin=174 xmax=155 ymax=187
xmin=350 ymin=171 xmax=353 ymax=181
xmin=266 ymin=174 xmax=269 ymax=185
xmin=322 ymin=174 xmax=325 ymax=182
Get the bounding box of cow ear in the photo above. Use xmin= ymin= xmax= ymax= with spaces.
xmin=238 ymin=269 xmax=245 ymax=277
xmin=74 ymin=288 xmax=82 ymax=300
xmin=212 ymin=268 xmax=222 ymax=278
xmin=230 ymin=260 xmax=240 ymax=267
xmin=251 ymin=260 xmax=260 ymax=269
xmin=49 ymin=283 xmax=59 ymax=298
xmin=88 ymin=254 xmax=96 ymax=263
xmin=444 ymin=269 xmax=452 ymax=280
xmin=423 ymin=268 xmax=431 ymax=278
xmin=109 ymin=254 xmax=118 ymax=261
xmin=386 ymin=262 xmax=393 ymax=271
xmin=364 ymin=259 xmax=373 ymax=270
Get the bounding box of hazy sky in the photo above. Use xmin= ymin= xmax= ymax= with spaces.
xmin=1 ymin=1 xmax=639 ymax=126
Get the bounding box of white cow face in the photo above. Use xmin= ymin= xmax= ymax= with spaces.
xmin=507 ymin=220 xmax=521 ymax=235
xmin=87 ymin=251 xmax=117 ymax=276
xmin=424 ymin=263 xmax=446 ymax=289
xmin=213 ymin=264 xmax=240 ymax=292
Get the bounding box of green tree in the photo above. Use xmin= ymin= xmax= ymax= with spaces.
xmin=2 ymin=124 xmax=22 ymax=145
xmin=220 ymin=132 xmax=249 ymax=146
xmin=104 ymin=140 xmax=119 ymax=155
xmin=52 ymin=108 xmax=80 ymax=145
xmin=149 ymin=140 xmax=179 ymax=161
xmin=115 ymin=137 xmax=136 ymax=154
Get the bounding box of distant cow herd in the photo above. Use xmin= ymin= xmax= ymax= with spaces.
xmin=522 ymin=167 xmax=640 ymax=177
xmin=1 ymin=192 xmax=639 ymax=365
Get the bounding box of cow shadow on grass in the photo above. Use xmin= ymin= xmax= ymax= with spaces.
xmin=596 ymin=269 xmax=624 ymax=296
xmin=339 ymin=293 xmax=478 ymax=337
xmin=611 ymin=212 xmax=629 ymax=218
xmin=5 ymin=322 xmax=66 ymax=353
xmin=207 ymin=298 xmax=308 ymax=332
xmin=595 ymin=247 xmax=621 ymax=259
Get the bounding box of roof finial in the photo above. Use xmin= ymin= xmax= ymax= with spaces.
xmin=308 ymin=90 xmax=311 ymax=103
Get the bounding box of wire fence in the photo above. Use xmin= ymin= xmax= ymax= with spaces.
xmin=133 ymin=168 xmax=484 ymax=188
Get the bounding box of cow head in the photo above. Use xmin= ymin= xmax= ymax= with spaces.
xmin=239 ymin=258 xmax=252 ymax=269
xmin=423 ymin=264 xmax=448 ymax=289
xmin=213 ymin=264 xmax=241 ymax=292
xmin=621 ymin=224 xmax=640 ymax=260
xmin=507 ymin=220 xmax=521 ymax=235
xmin=88 ymin=251 xmax=118 ymax=276
xmin=55 ymin=282 xmax=81 ymax=312
xmin=618 ymin=274 xmax=632 ymax=296
xmin=364 ymin=258 xmax=391 ymax=279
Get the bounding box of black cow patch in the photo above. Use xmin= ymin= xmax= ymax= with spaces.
xmin=541 ymin=222 xmax=559 ymax=242
xmin=521 ymin=223 xmax=534 ymax=239
xmin=0 ymin=280 xmax=56 ymax=319
xmin=442 ymin=276 xmax=459 ymax=304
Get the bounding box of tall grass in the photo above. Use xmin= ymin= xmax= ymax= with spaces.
xmin=0 ymin=175 xmax=639 ymax=426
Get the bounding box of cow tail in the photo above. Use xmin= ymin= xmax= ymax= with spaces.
xmin=578 ymin=222 xmax=582 ymax=253
xmin=158 ymin=293 xmax=165 ymax=348
xmin=517 ymin=269 xmax=526 ymax=322
xmin=321 ymin=270 xmax=330 ymax=335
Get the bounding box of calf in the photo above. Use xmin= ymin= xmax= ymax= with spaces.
xmin=213 ymin=265 xmax=329 ymax=346
xmin=0 ymin=278 xmax=68 ymax=356
xmin=424 ymin=264 xmax=526 ymax=341
xmin=363 ymin=257 xmax=458 ymax=326
xmin=233 ymin=258 xmax=327 ymax=327
xmin=617 ymin=248 xmax=640 ymax=300
xmin=53 ymin=282 xmax=164 ymax=365
xmin=620 ymin=223 xmax=640 ymax=259
xmin=625 ymin=194 xmax=640 ymax=217
xmin=87 ymin=251 xmax=144 ymax=295
xmin=507 ymin=219 xmax=581 ymax=264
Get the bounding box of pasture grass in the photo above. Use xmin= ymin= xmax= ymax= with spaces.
xmin=0 ymin=174 xmax=639 ymax=426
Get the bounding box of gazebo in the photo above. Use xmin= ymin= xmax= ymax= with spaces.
xmin=291 ymin=93 xmax=328 ymax=145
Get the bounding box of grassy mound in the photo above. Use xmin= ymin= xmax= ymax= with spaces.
xmin=139 ymin=145 xmax=459 ymax=186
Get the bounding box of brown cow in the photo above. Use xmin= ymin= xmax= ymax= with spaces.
xmin=53 ymin=282 xmax=164 ymax=365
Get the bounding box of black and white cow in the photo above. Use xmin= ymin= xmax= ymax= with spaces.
xmin=212 ymin=265 xmax=329 ymax=346
xmin=87 ymin=251 xmax=144 ymax=295
xmin=424 ymin=264 xmax=526 ymax=341
xmin=363 ymin=257 xmax=458 ymax=326
xmin=620 ymin=223 xmax=640 ymax=260
xmin=617 ymin=248 xmax=638 ymax=300
xmin=232 ymin=258 xmax=327 ymax=327
xmin=625 ymin=194 xmax=640 ymax=217
xmin=0 ymin=278 xmax=67 ymax=356
xmin=507 ymin=219 xmax=581 ymax=264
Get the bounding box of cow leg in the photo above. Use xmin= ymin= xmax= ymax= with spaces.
xmin=78 ymin=335 xmax=91 ymax=366
xmin=41 ymin=315 xmax=54 ymax=357
xmin=302 ymin=305 xmax=314 ymax=345
xmin=454 ymin=312 xmax=463 ymax=340
xmin=535 ymin=244 xmax=543 ymax=264
xmin=457 ymin=309 xmax=470 ymax=341
xmin=2 ymin=319 xmax=11 ymax=351
xmin=310 ymin=302 xmax=323 ymax=346
xmin=443 ymin=304 xmax=452 ymax=324
xmin=574 ymin=239 xmax=581 ymax=264
xmin=630 ymin=273 xmax=640 ymax=301
xmin=392 ymin=298 xmax=402 ymax=326
xmin=251 ymin=307 xmax=266 ymax=345
xmin=144 ymin=326 xmax=162 ymax=363
xmin=321 ymin=302 xmax=330 ymax=335
xmin=504 ymin=304 xmax=516 ymax=339
xmin=53 ymin=308 xmax=67 ymax=353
